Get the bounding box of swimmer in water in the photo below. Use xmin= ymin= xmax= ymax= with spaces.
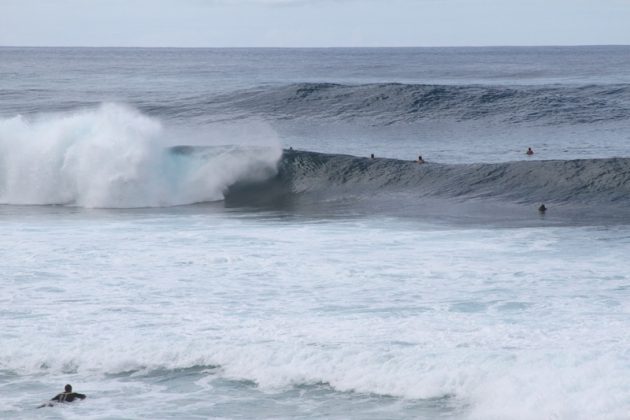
xmin=538 ymin=204 xmax=547 ymax=213
xmin=526 ymin=147 xmax=534 ymax=156
xmin=38 ymin=384 xmax=86 ymax=408
xmin=417 ymin=155 xmax=425 ymax=164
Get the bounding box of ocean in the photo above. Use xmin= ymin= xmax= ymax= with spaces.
xmin=1 ymin=46 xmax=629 ymax=419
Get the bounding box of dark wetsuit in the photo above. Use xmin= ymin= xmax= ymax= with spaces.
xmin=38 ymin=391 xmax=86 ymax=408
xmin=51 ymin=392 xmax=86 ymax=403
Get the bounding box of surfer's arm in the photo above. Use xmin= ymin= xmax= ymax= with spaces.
xmin=74 ymin=393 xmax=87 ymax=400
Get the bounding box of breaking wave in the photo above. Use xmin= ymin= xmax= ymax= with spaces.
xmin=0 ymin=104 xmax=281 ymax=208
xmin=0 ymin=103 xmax=628 ymax=210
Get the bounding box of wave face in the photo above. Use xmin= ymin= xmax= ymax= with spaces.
xmin=207 ymin=82 xmax=630 ymax=125
xmin=0 ymin=104 xmax=280 ymax=208
xmin=225 ymin=150 xmax=630 ymax=209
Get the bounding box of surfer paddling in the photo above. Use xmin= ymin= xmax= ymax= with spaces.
xmin=38 ymin=384 xmax=86 ymax=408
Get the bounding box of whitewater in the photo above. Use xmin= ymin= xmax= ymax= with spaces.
xmin=1 ymin=46 xmax=630 ymax=419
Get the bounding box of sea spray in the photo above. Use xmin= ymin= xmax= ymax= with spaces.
xmin=0 ymin=104 xmax=281 ymax=207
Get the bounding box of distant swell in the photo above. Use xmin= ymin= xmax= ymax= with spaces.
xmin=202 ymin=82 xmax=630 ymax=125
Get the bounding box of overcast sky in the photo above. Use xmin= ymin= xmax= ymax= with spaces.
xmin=1 ymin=0 xmax=630 ymax=47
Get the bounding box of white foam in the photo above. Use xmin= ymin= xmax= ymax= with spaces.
xmin=1 ymin=218 xmax=630 ymax=418
xmin=0 ymin=104 xmax=281 ymax=207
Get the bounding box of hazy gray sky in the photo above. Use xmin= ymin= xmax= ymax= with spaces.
xmin=1 ymin=0 xmax=630 ymax=47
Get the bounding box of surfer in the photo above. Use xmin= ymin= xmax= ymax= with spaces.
xmin=38 ymin=384 xmax=86 ymax=408
xmin=538 ymin=204 xmax=547 ymax=213
xmin=370 ymin=153 xmax=375 ymax=159
xmin=417 ymin=155 xmax=425 ymax=164
xmin=526 ymin=147 xmax=534 ymax=156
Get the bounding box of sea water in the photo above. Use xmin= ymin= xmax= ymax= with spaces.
xmin=1 ymin=47 xmax=630 ymax=419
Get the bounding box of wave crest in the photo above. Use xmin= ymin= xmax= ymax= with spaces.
xmin=226 ymin=150 xmax=630 ymax=209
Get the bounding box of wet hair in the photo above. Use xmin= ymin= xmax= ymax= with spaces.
xmin=65 ymin=384 xmax=72 ymax=393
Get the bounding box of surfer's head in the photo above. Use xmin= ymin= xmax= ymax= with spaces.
xmin=65 ymin=384 xmax=72 ymax=393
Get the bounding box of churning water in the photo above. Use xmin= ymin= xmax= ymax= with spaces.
xmin=1 ymin=46 xmax=630 ymax=419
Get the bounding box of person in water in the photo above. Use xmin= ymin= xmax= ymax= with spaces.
xmin=417 ymin=155 xmax=425 ymax=164
xmin=526 ymin=147 xmax=534 ymax=155
xmin=39 ymin=384 xmax=86 ymax=407
xmin=370 ymin=153 xmax=375 ymax=159
xmin=538 ymin=204 xmax=547 ymax=213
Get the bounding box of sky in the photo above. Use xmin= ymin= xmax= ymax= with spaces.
xmin=1 ymin=0 xmax=630 ymax=47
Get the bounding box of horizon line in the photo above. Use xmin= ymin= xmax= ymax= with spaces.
xmin=1 ymin=43 xmax=629 ymax=50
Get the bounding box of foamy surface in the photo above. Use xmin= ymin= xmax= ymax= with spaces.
xmin=1 ymin=207 xmax=629 ymax=419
